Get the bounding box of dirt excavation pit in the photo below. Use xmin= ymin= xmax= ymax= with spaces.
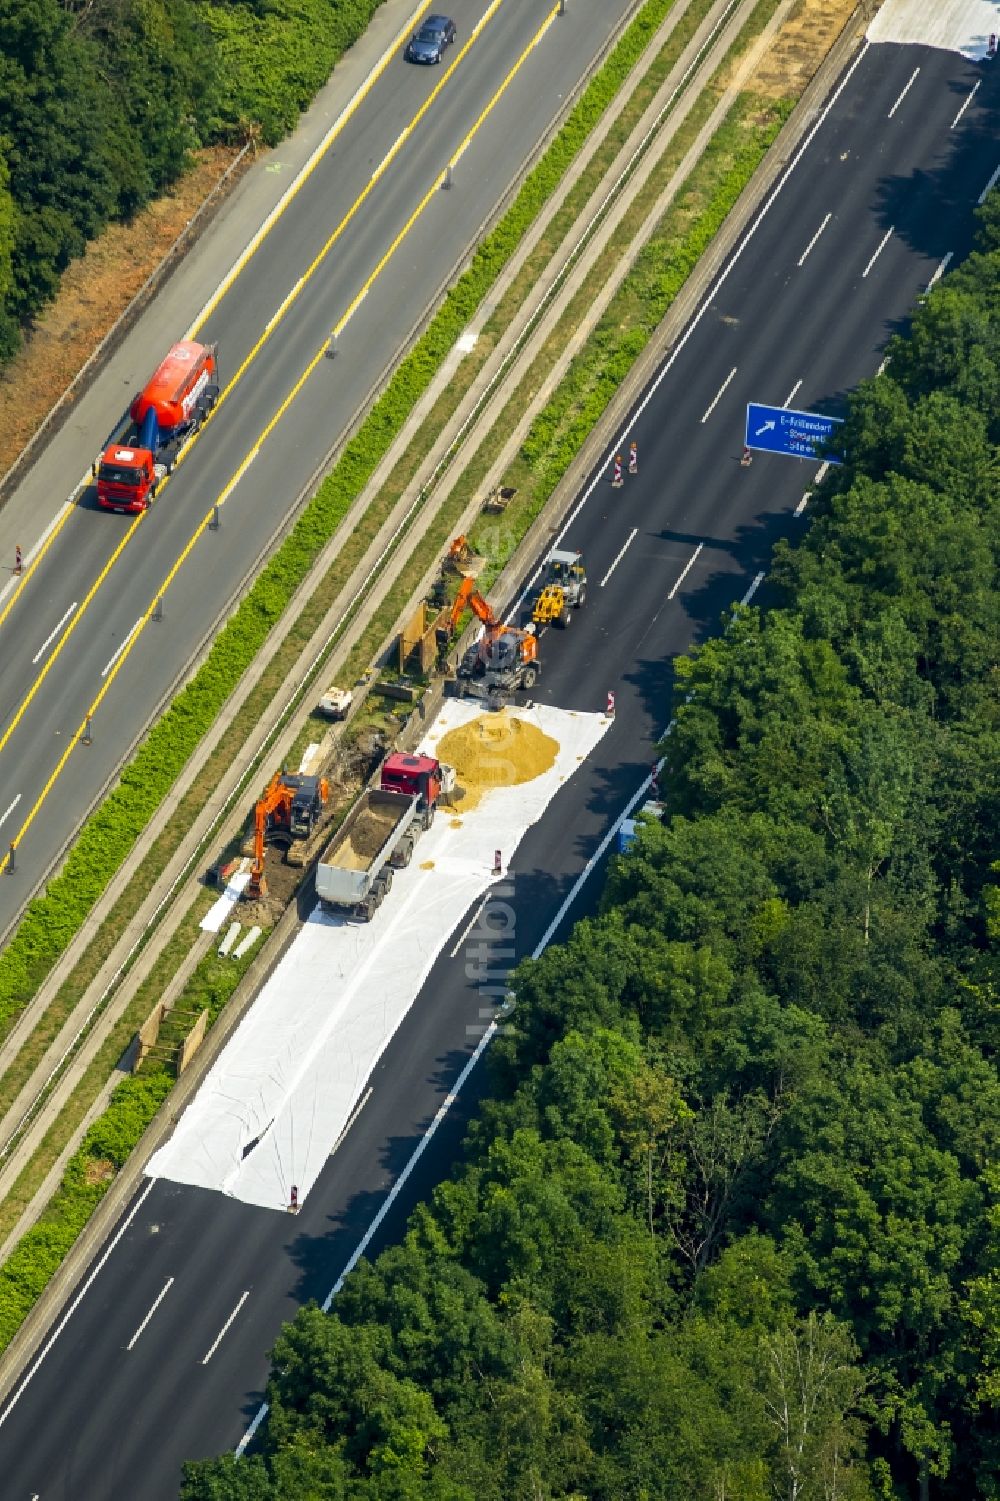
xmin=330 ymin=804 xmax=401 ymax=871
xmin=436 ymin=711 xmax=559 ymax=813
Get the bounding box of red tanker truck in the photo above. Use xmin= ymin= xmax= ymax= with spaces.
xmin=95 ymin=340 xmax=219 ymax=513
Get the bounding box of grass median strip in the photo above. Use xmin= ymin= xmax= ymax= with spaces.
xmin=0 ymin=0 xmax=684 ymax=1092
xmin=0 ymin=0 xmax=843 ymax=1355
xmin=0 ymin=0 xmax=684 ymax=1058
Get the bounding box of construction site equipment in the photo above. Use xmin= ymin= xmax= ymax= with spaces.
xmin=318 ymin=686 xmax=353 ymax=719
xmin=449 ymin=578 xmax=540 ymax=705
xmin=246 ymin=771 xmax=330 ymax=900
xmin=532 ymin=550 xmax=587 ymax=628
xmin=446 ymin=535 xmax=473 ymax=570
xmin=483 ymin=484 xmax=516 ymax=514
xmin=316 ymin=752 xmax=452 ymax=920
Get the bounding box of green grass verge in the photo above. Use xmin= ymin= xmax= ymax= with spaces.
xmin=0 ymin=0 xmax=800 ymax=1359
xmin=0 ymin=949 xmax=252 ymax=1352
xmin=0 ymin=0 xmax=679 ymax=1048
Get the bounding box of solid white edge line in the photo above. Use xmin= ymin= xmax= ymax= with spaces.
xmin=861 ymin=226 xmax=893 ymax=279
xmin=100 ymin=618 xmax=143 ymax=680
xmin=126 ymin=1276 xmax=174 ymax=1352
xmin=796 ymin=211 xmax=831 ymax=267
xmin=951 ymin=79 xmax=979 ymax=129
xmin=449 ymin=899 xmax=487 ymax=959
xmin=667 ymin=542 xmax=703 ymax=600
xmin=887 ymin=66 xmax=919 ymax=119
xmin=977 ymin=164 xmax=1000 ymax=205
xmin=516 ymin=39 xmax=872 ymax=609
xmin=201 ymin=1291 xmax=250 ymax=1365
xmin=925 ymin=251 xmax=953 ymax=292
xmin=332 ymin=1087 xmax=374 ymax=1156
xmin=0 ymin=1178 xmax=157 ymax=1430
xmin=31 ymin=602 xmax=78 ymax=666
xmin=36 ymin=21 xmax=866 ymax=1446
xmin=700 ymin=366 xmax=737 ymax=424
xmin=740 ymin=570 xmax=765 ymax=606
xmin=234 ymin=37 xmax=877 ymax=1458
xmin=599 ymin=527 xmax=638 ymax=587
xmin=782 ymin=380 xmax=802 ymax=409
xmin=184 ymin=0 xmax=435 ymax=336
xmin=0 ymin=794 xmax=22 ymax=831
xmin=0 ymin=502 xmax=77 ymax=608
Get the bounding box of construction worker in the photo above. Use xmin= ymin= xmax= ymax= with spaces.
xmin=628 ymin=441 xmax=638 ymax=476
xmin=612 ymin=454 xmax=624 ymax=488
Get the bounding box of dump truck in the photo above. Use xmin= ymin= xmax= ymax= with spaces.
xmin=316 ymin=752 xmax=452 ymax=920
xmin=532 ymin=550 xmax=587 ymax=628
xmin=95 ymin=340 xmax=219 ymax=513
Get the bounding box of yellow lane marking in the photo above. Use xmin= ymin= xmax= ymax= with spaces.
xmin=0 ymin=5 xmax=505 ymax=747
xmin=0 ymin=500 xmax=78 ymax=632
xmin=186 ymin=0 xmax=436 ymax=336
xmin=335 ymin=3 xmax=560 ymax=339
xmin=0 ymin=3 xmax=437 ymax=640
xmin=202 ymin=0 xmax=506 ymax=434
xmin=1 ymin=0 xmax=559 ymax=872
xmin=0 ymin=514 xmax=145 ymax=762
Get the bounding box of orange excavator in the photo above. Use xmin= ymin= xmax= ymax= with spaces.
xmin=449 ymin=575 xmax=540 ymax=703
xmin=246 ymin=771 xmax=329 ymax=900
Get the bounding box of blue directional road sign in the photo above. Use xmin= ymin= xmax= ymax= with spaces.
xmin=745 ymin=402 xmax=843 ymax=462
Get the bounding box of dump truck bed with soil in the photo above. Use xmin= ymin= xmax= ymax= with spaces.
xmin=316 ymin=787 xmax=420 ymax=915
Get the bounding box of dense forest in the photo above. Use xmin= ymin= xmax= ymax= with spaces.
xmin=179 ymin=202 xmax=1000 ymax=1500
xmin=0 ymin=0 xmax=381 ymax=359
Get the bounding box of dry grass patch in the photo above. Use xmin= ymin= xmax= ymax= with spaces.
xmin=743 ymin=0 xmax=863 ymax=100
xmin=0 ymin=145 xmax=246 ymax=482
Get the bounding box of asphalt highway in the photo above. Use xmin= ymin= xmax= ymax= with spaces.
xmin=1 ymin=32 xmax=997 ymax=1501
xmin=0 ymin=0 xmax=636 ymax=935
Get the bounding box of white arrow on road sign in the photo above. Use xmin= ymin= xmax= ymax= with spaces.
xmin=754 ymin=419 xmax=776 ymax=436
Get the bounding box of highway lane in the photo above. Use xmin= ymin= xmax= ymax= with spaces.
xmin=0 ymin=0 xmax=637 ymax=932
xmin=0 ymin=33 xmax=996 ymax=1500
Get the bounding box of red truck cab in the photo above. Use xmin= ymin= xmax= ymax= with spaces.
xmin=380 ymin=753 xmax=444 ymax=812
xmin=96 ymin=340 xmax=218 ymax=513
xmin=95 ymin=446 xmax=158 ymax=513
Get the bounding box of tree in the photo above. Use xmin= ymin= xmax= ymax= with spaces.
xmin=760 ymin=1313 xmax=869 ymax=1501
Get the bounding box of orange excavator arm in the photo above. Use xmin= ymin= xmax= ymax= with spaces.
xmin=447 ymin=575 xmax=474 ymax=632
xmin=467 ymin=591 xmax=498 ymax=628
xmin=248 ymin=774 xmax=294 ymax=897
xmin=447 ymin=575 xmax=499 ymax=634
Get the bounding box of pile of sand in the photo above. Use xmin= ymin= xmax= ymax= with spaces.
xmin=436 ymin=711 xmax=559 ymax=812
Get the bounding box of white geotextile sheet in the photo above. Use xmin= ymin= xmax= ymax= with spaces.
xmin=147 ymin=701 xmax=609 ymax=1210
xmin=200 ymin=870 xmax=250 ymax=933
xmin=868 ymin=0 xmax=999 ymax=58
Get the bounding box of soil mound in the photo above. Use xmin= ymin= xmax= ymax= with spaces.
xmin=436 ymin=711 xmax=558 ymax=812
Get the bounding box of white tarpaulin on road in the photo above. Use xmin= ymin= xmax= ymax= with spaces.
xmin=869 ymin=0 xmax=999 ymax=58
xmin=147 ymin=701 xmax=609 ymax=1210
